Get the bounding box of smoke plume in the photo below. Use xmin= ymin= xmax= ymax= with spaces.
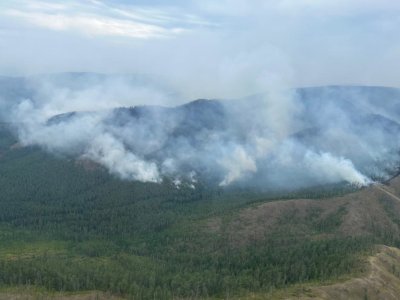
xmin=2 ymin=75 xmax=400 ymax=190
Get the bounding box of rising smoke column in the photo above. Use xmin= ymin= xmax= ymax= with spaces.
xmin=4 ymin=76 xmax=398 ymax=189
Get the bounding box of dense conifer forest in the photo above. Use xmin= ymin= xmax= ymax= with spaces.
xmin=0 ymin=125 xmax=395 ymax=299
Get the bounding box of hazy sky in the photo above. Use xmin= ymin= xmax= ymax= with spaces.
xmin=1 ymin=0 xmax=400 ymax=98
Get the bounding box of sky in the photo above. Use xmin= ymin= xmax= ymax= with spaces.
xmin=1 ymin=0 xmax=400 ymax=99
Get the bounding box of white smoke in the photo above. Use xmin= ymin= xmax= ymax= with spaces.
xmin=9 ymin=90 xmax=162 ymax=183
xmin=84 ymin=133 xmax=160 ymax=182
xmin=304 ymin=151 xmax=372 ymax=186
xmin=219 ymin=146 xmax=257 ymax=186
xmin=5 ymin=75 xmax=398 ymax=189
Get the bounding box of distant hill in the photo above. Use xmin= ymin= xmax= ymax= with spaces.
xmin=3 ymin=74 xmax=400 ymax=297
xmin=38 ymin=83 xmax=400 ymax=187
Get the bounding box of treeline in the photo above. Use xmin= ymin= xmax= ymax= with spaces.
xmin=0 ymin=132 xmax=386 ymax=299
xmin=0 ymin=236 xmax=373 ymax=299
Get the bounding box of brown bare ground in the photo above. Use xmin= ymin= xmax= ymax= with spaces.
xmin=295 ymin=246 xmax=400 ymax=300
xmin=242 ymin=246 xmax=400 ymax=299
xmin=207 ymin=177 xmax=400 ymax=247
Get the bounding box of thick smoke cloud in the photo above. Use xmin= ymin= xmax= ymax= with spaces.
xmin=2 ymin=75 xmax=400 ymax=190
xmin=85 ymin=133 xmax=160 ymax=182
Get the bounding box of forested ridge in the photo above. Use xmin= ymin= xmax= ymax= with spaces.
xmin=0 ymin=125 xmax=398 ymax=299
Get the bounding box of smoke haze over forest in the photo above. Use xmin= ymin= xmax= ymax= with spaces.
xmin=1 ymin=1 xmax=400 ymax=189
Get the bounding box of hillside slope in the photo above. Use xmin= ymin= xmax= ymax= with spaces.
xmin=1 ymin=119 xmax=400 ymax=298
xmin=243 ymin=246 xmax=400 ymax=300
xmin=0 ymin=246 xmax=399 ymax=299
xmin=308 ymin=245 xmax=400 ymax=300
xmin=208 ymin=175 xmax=400 ymax=247
xmin=3 ymin=81 xmax=400 ymax=188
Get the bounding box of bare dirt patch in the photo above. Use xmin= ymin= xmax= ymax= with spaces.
xmin=207 ymin=177 xmax=400 ymax=247
xmin=300 ymin=246 xmax=400 ymax=300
